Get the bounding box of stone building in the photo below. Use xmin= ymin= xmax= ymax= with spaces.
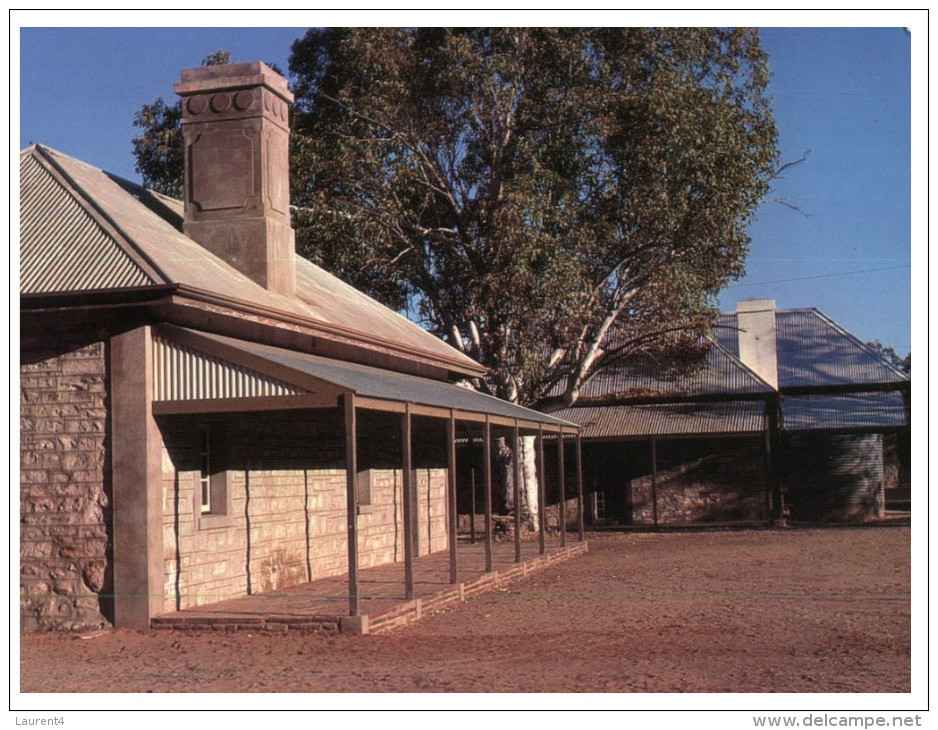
xmin=19 ymin=62 xmax=577 ymax=631
xmin=553 ymin=300 xmax=910 ymax=525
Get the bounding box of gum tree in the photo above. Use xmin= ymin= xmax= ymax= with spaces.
xmin=287 ymin=28 xmax=779 ymax=523
xmin=288 ymin=28 xmax=779 ymax=410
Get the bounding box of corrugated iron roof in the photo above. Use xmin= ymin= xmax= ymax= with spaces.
xmin=570 ymin=336 xmax=772 ymax=401
xmin=551 ymin=308 xmax=910 ymax=438
xmin=713 ymin=315 xmax=742 ymax=358
xmin=716 ymin=309 xmax=909 ymax=388
xmin=153 ymin=335 xmax=309 ymax=401
xmin=552 ymin=401 xmax=766 ymax=438
xmin=172 ymin=328 xmax=575 ymax=428
xmin=783 ymin=392 xmax=908 ymax=431
xmin=20 ymin=150 xmax=155 ymax=292
xmin=20 ymin=145 xmax=482 ymax=376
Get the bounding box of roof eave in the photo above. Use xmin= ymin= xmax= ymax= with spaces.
xmin=169 ymin=284 xmax=488 ymax=379
xmin=20 ymin=283 xmax=487 ymax=380
xmin=20 ymin=284 xmax=180 ymax=309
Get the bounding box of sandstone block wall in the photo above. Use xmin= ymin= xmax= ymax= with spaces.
xmin=20 ymin=343 xmax=111 ymax=631
xmin=160 ymin=411 xmax=450 ymax=613
xmin=543 ymin=498 xmax=583 ymax=532
xmin=415 ymin=467 xmax=449 ymax=556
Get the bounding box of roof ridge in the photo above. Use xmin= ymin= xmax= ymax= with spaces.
xmin=704 ymin=334 xmax=776 ymax=391
xmin=718 ymin=306 xmax=816 ymax=317
xmin=30 ymin=145 xmax=171 ymax=286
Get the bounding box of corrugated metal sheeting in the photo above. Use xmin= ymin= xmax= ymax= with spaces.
xmin=717 ymin=310 xmax=909 ymax=388
xmin=569 ymin=339 xmax=773 ymax=400
xmin=551 ymin=401 xmax=766 ymax=439
xmin=182 ymin=329 xmax=574 ymax=427
xmin=784 ymin=433 xmax=885 ymax=520
xmin=782 ymin=392 xmax=908 ymax=431
xmin=776 ymin=310 xmax=909 ymax=387
xmin=153 ymin=336 xmax=307 ymax=401
xmin=20 ymin=150 xmax=153 ymax=293
xmin=546 ymin=324 xmax=772 ymax=403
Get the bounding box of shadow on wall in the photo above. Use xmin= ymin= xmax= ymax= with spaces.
xmin=783 ymin=432 xmax=885 ymax=521
xmin=576 ymin=437 xmax=768 ymax=526
xmin=157 ymin=407 xmax=450 ymax=610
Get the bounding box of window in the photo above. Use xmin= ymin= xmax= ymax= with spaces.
xmin=594 ymin=491 xmax=607 ymax=520
xmin=199 ymin=427 xmax=212 ymax=514
xmin=195 ymin=425 xmax=232 ymax=528
xmin=357 ymin=468 xmax=373 ymax=509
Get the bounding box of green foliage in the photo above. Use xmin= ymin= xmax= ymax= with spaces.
xmin=867 ymin=340 xmax=911 ymax=374
xmin=131 ymin=50 xmax=230 ymax=197
xmin=132 ymin=97 xmax=183 ymax=197
xmin=202 ymin=50 xmax=231 ymax=67
xmin=288 ymin=28 xmax=779 ymax=405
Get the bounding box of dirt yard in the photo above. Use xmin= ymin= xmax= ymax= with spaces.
xmin=19 ymin=525 xmax=911 ymax=693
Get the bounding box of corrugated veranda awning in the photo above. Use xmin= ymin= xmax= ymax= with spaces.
xmin=551 ymin=400 xmax=768 ymax=439
xmin=151 ymin=325 xmax=576 ymax=432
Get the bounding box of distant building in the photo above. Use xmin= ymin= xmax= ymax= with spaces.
xmin=19 ymin=62 xmax=577 ymax=631
xmin=552 ymin=300 xmax=910 ymax=525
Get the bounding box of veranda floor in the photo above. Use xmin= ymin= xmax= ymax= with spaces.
xmin=151 ymin=534 xmax=588 ymax=635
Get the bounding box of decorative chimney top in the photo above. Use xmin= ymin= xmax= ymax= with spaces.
xmin=735 ymin=299 xmax=779 ymax=390
xmin=174 ymin=62 xmax=295 ymax=297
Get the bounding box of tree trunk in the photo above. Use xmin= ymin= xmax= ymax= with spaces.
xmin=520 ymin=435 xmax=539 ymax=530
xmin=495 ymin=436 xmax=538 ymax=531
xmin=495 ymin=436 xmax=513 ymax=514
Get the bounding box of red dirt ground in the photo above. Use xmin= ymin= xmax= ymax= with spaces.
xmin=19 ymin=525 xmax=911 ymax=693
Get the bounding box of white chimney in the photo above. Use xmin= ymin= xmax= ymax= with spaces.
xmin=735 ymin=299 xmax=779 ymax=390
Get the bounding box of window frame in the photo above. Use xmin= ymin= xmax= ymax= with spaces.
xmin=199 ymin=427 xmax=212 ymax=514
xmin=356 ymin=468 xmax=374 ymax=514
xmin=593 ymin=490 xmax=607 ymax=520
xmin=194 ymin=424 xmax=234 ymax=529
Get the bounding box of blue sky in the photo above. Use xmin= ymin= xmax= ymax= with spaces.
xmin=15 ymin=13 xmax=919 ymax=357
xmin=721 ymin=26 xmax=913 ymax=357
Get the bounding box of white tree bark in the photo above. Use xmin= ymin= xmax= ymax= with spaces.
xmin=520 ymin=434 xmax=539 ymax=529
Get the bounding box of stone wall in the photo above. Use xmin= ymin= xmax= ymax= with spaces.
xmin=410 ymin=467 xmax=447 ymax=556
xmin=543 ymin=497 xmax=583 ymax=532
xmin=21 ymin=345 xmax=455 ymax=625
xmin=20 ymin=342 xmax=112 ymax=631
xmin=160 ymin=410 xmax=450 ymax=613
xmin=627 ymin=437 xmax=768 ymax=525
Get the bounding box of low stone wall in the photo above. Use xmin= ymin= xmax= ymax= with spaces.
xmin=367 ymin=541 xmax=589 ymax=635
xmin=627 ymin=438 xmax=768 ymax=525
xmin=20 ymin=342 xmax=111 ymax=631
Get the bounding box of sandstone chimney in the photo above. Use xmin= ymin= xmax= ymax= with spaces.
xmin=735 ymin=299 xmax=779 ymax=390
xmin=174 ymin=62 xmax=295 ymax=296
